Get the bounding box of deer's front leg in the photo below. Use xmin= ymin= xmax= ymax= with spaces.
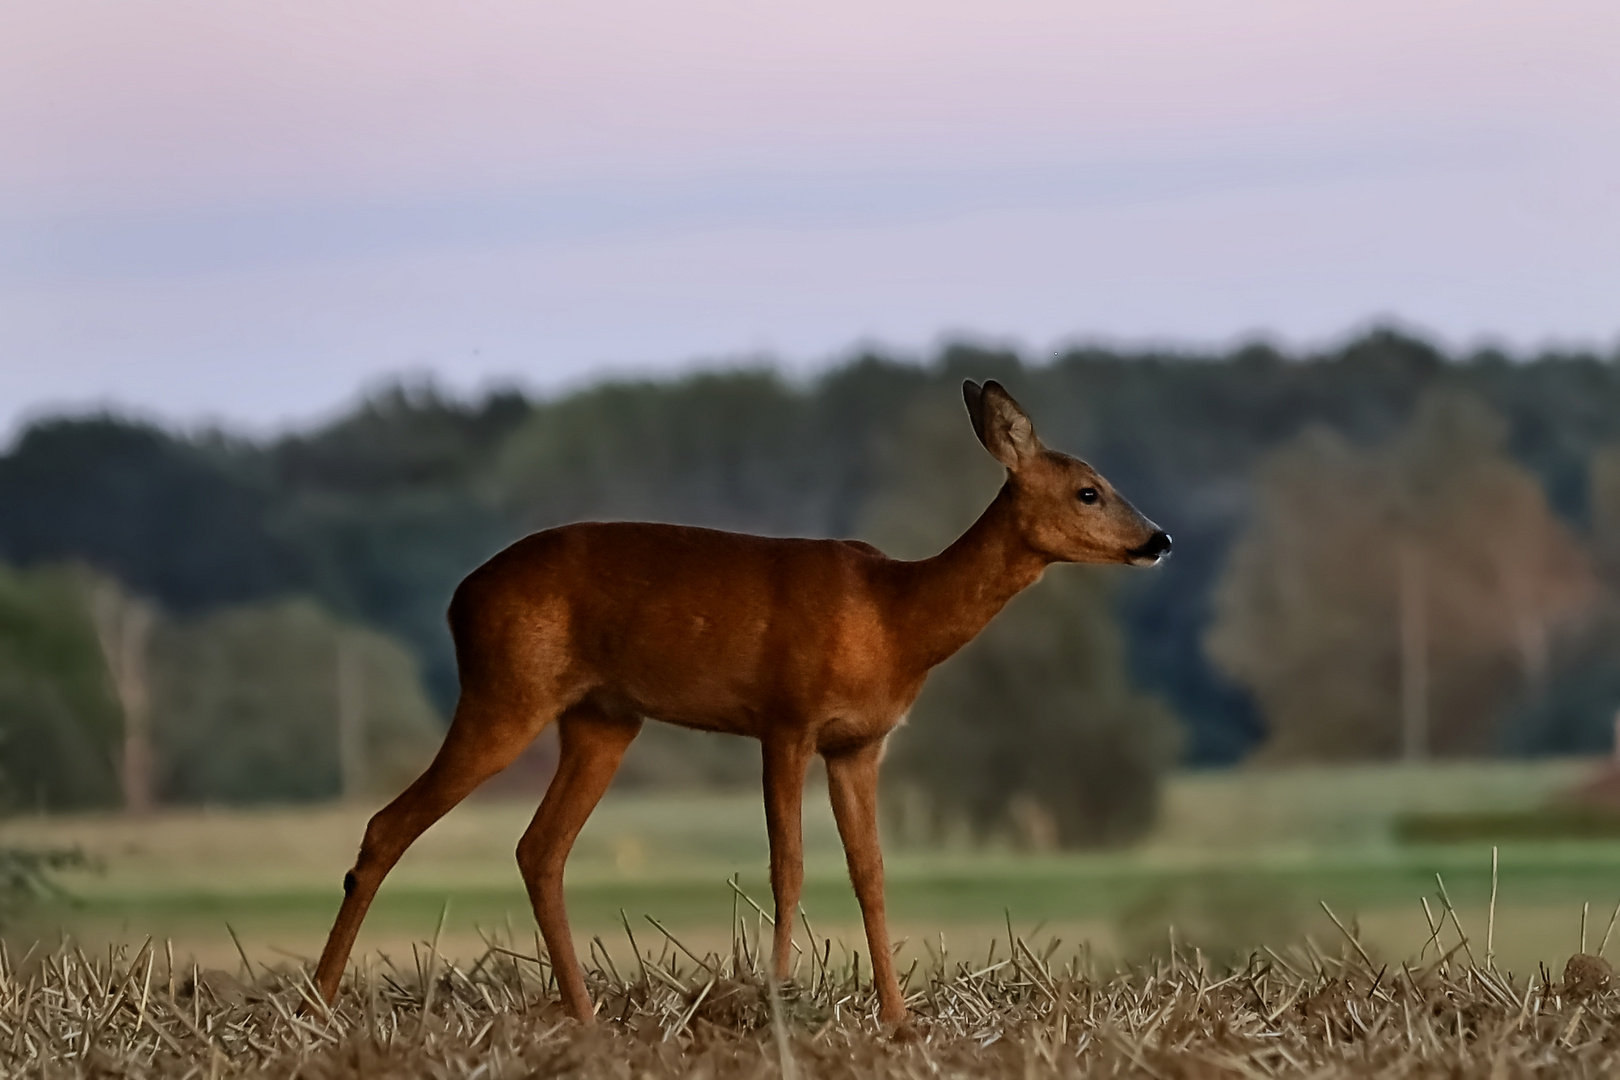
xmin=762 ymin=734 xmax=812 ymax=981
xmin=825 ymin=739 xmax=905 ymax=1024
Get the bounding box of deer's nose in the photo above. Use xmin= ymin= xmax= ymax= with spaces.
xmin=1132 ymin=531 xmax=1172 ymax=563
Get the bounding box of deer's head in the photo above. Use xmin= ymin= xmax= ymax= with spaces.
xmin=963 ymin=379 xmax=1170 ymax=567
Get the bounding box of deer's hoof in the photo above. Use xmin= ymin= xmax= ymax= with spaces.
xmin=885 ymin=1016 xmax=920 ymax=1043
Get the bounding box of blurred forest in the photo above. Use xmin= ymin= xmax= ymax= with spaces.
xmin=6 ymin=329 xmax=1620 ymax=846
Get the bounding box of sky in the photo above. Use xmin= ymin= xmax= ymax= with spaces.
xmin=2 ymin=0 xmax=1618 ymax=439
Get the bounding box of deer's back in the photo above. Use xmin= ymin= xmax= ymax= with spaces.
xmin=450 ymin=522 xmax=913 ymax=743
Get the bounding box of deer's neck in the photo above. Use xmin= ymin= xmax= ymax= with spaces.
xmin=893 ymin=484 xmax=1049 ymax=672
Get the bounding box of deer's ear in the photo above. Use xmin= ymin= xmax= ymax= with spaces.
xmin=962 ymin=380 xmax=987 ymax=445
xmin=970 ymin=380 xmax=1040 ymax=470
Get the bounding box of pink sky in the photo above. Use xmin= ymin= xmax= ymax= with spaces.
xmin=3 ymin=0 xmax=1618 ymax=436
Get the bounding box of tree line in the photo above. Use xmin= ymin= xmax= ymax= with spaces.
xmin=4 ymin=329 xmax=1620 ymax=845
xmin=0 ymin=565 xmax=441 ymax=811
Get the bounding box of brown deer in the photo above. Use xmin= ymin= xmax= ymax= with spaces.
xmin=311 ymin=379 xmax=1170 ymax=1025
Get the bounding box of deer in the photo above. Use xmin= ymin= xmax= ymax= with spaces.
xmin=310 ymin=379 xmax=1170 ymax=1026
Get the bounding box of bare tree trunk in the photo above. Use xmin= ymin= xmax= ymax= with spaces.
xmin=91 ymin=582 xmax=155 ymax=815
xmin=337 ymin=635 xmax=368 ymax=801
xmin=1399 ymin=541 xmax=1429 ymax=762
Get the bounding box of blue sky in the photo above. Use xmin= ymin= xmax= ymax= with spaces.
xmin=3 ymin=0 xmax=1617 ymax=439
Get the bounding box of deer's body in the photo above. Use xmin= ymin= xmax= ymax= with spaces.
xmin=453 ymin=500 xmax=1041 ymax=751
xmin=312 ymin=381 xmax=1169 ymax=1027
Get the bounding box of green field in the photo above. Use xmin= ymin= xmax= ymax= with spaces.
xmin=5 ymin=758 xmax=1618 ymax=978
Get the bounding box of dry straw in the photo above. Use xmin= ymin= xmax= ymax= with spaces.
xmin=2 ymin=880 xmax=1618 ymax=1079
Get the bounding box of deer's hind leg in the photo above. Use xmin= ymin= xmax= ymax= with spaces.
xmin=312 ymin=680 xmax=556 ymax=1004
xmin=516 ymin=704 xmax=643 ymax=1023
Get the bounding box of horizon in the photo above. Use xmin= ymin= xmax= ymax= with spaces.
xmin=8 ymin=323 xmax=1617 ymax=453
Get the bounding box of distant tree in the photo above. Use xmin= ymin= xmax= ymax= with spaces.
xmin=0 ymin=563 xmax=124 ymax=811
xmin=270 ymin=381 xmax=530 ymax=493
xmin=1590 ymin=443 xmax=1620 ymax=585
xmin=495 ymin=370 xmax=829 ymax=536
xmin=0 ymin=418 xmax=296 ymax=610
xmin=149 ymin=598 xmax=442 ymax=805
xmin=865 ymin=390 xmax=1179 ymax=848
xmin=86 ymin=576 xmax=158 ymax=814
xmin=0 ymin=563 xmax=98 ymax=913
xmin=268 ymin=384 xmax=530 ymax=709
xmin=1499 ymin=622 xmax=1620 ymax=756
xmin=1 ymin=562 xmax=444 ymax=809
xmin=1499 ymin=443 xmax=1620 ymax=755
xmin=1209 ymin=391 xmax=1596 ymax=762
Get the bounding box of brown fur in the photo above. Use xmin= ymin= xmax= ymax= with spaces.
xmin=311 ymin=380 xmax=1169 ymax=1025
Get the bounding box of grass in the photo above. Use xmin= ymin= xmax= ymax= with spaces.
xmin=3 ymin=883 xmax=1619 ymax=1078
xmin=1150 ymin=757 xmax=1594 ymax=850
xmin=3 ymin=758 xmax=1618 ymax=979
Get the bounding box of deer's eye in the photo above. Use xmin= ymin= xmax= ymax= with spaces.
xmin=1078 ymin=487 xmax=1099 ymax=505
